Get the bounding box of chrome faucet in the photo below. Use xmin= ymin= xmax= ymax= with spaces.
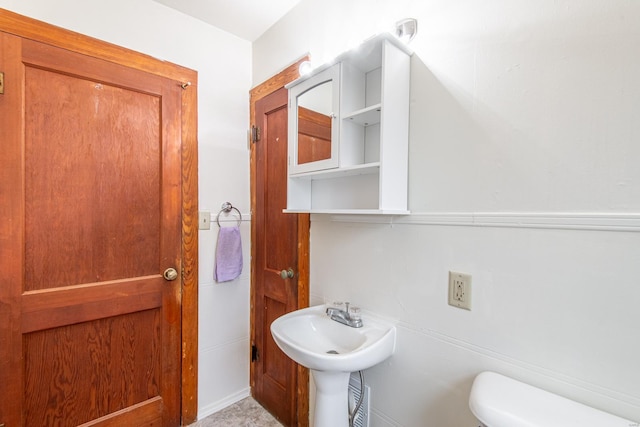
xmin=326 ymin=302 xmax=363 ymax=328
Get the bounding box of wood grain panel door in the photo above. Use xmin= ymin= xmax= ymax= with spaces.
xmin=0 ymin=32 xmax=183 ymax=427
xmin=253 ymin=88 xmax=301 ymax=426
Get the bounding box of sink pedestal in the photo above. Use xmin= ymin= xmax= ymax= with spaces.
xmin=311 ymin=370 xmax=351 ymax=427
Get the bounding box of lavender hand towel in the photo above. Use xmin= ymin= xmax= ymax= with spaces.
xmin=214 ymin=226 xmax=243 ymax=282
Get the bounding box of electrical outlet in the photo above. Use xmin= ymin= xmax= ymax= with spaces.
xmin=448 ymin=271 xmax=472 ymax=310
xmin=199 ymin=211 xmax=211 ymax=230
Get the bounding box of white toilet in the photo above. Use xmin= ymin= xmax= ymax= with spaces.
xmin=469 ymin=371 xmax=636 ymax=426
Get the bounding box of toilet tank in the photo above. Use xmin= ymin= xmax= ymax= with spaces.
xmin=469 ymin=371 xmax=635 ymax=427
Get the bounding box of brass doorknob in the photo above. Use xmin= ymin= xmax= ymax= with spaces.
xmin=163 ymin=268 xmax=178 ymax=281
xmin=280 ymin=268 xmax=294 ymax=279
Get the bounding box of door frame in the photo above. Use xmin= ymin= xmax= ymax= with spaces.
xmin=0 ymin=9 xmax=199 ymax=424
xmin=249 ymin=56 xmax=310 ymax=426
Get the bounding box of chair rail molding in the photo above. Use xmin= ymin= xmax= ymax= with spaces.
xmin=317 ymin=212 xmax=640 ymax=232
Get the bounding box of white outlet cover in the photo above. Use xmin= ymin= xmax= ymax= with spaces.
xmin=448 ymin=271 xmax=472 ymax=310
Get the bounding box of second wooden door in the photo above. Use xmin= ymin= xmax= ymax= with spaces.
xmin=252 ymin=87 xmax=309 ymax=426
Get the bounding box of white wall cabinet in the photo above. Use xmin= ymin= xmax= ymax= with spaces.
xmin=286 ymin=33 xmax=411 ymax=214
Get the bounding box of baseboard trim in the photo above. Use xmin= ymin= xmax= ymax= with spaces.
xmin=196 ymin=388 xmax=250 ymax=421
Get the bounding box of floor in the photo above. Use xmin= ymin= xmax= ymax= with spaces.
xmin=189 ymin=397 xmax=283 ymax=427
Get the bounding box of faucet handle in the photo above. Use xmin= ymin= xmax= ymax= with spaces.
xmin=331 ymin=301 xmax=345 ymax=310
xmin=348 ymin=305 xmax=361 ymax=321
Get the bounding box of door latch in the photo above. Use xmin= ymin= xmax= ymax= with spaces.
xmin=251 ymin=344 xmax=259 ymax=362
xmin=0 ymin=71 xmax=5 ymax=94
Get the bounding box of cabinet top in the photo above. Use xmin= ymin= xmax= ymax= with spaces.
xmin=285 ymin=32 xmax=413 ymax=89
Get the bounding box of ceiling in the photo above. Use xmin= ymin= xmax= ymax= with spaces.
xmin=152 ymin=0 xmax=303 ymax=42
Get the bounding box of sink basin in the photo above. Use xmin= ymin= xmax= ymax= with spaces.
xmin=270 ymin=304 xmax=396 ymax=372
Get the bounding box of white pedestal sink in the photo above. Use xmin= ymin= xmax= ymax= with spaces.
xmin=271 ymin=304 xmax=396 ymax=427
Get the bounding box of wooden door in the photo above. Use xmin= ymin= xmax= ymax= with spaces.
xmin=251 ymin=86 xmax=309 ymax=426
xmin=0 ymin=29 xmax=186 ymax=427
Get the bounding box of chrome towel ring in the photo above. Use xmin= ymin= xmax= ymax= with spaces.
xmin=216 ymin=202 xmax=242 ymax=227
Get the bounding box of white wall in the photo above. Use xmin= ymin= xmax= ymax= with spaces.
xmin=254 ymin=0 xmax=640 ymax=425
xmin=0 ymin=0 xmax=252 ymax=420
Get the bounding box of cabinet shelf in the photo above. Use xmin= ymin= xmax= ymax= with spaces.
xmin=289 ymin=162 xmax=379 ymax=180
xmin=284 ymin=208 xmax=410 ymax=215
xmin=343 ymin=104 xmax=381 ymax=126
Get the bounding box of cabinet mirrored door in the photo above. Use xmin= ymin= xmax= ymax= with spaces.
xmin=288 ymin=63 xmax=340 ymax=174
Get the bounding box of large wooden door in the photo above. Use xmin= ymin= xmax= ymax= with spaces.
xmin=0 ymin=28 xmax=187 ymax=426
xmin=251 ymin=85 xmax=309 ymax=426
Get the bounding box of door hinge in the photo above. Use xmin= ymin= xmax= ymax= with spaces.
xmin=251 ymin=344 xmax=259 ymax=362
xmin=251 ymin=125 xmax=260 ymax=143
xmin=0 ymin=71 xmax=4 ymax=94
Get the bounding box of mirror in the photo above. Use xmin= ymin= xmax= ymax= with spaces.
xmin=297 ymin=81 xmax=333 ymax=164
xmin=288 ymin=63 xmax=340 ymax=174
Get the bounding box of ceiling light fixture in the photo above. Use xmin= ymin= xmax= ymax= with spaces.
xmin=395 ymin=18 xmax=418 ymax=44
xmin=298 ymin=60 xmax=313 ymax=77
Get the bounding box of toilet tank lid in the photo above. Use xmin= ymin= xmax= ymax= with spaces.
xmin=468 ymin=372 xmax=634 ymax=427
